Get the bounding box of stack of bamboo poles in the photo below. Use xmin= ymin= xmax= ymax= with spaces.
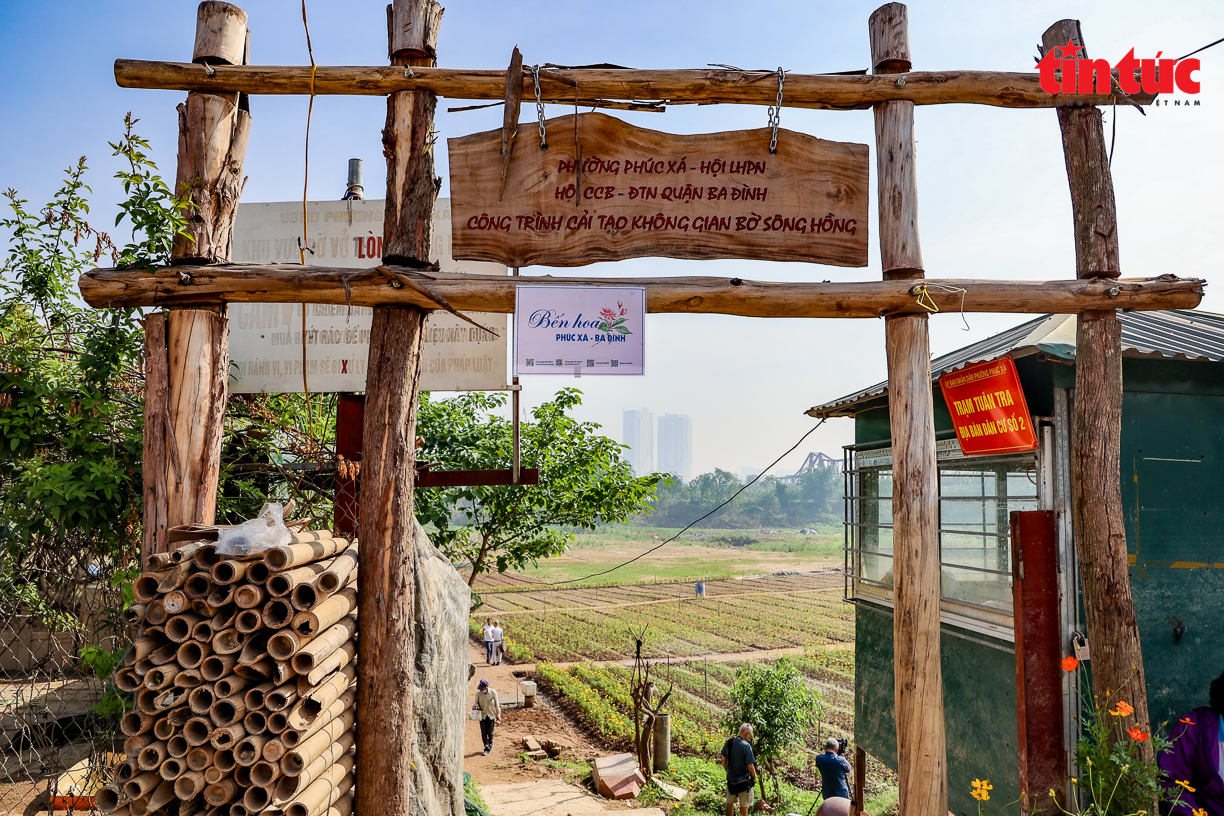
xmin=97 ymin=530 xmax=358 ymax=816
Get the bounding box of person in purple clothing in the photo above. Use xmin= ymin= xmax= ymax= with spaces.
xmin=1159 ymin=669 xmax=1224 ymax=815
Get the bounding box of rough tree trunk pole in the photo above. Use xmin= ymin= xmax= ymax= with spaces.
xmin=1042 ymin=20 xmax=1151 ymax=752
xmin=870 ymin=5 xmax=948 ymax=814
xmin=147 ymin=1 xmax=249 ymax=559
xmin=355 ymin=2 xmax=440 ymax=815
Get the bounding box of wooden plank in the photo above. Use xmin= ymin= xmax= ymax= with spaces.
xmin=165 ymin=308 xmax=229 ymax=531
xmin=142 ymin=312 xmax=170 ymax=566
xmin=449 ymin=112 xmax=869 ymax=267
xmin=1044 ymin=19 xmax=1153 ymax=758
xmin=77 ymin=266 xmax=1205 ymax=315
xmin=415 ymin=468 xmax=539 ymax=487
xmin=872 ymin=6 xmax=946 ymax=816
xmin=113 ymin=60 xmax=1158 ymax=109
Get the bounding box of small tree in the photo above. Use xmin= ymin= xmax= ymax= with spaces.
xmin=414 ymin=388 xmax=663 ymax=586
xmin=723 ymin=657 xmax=822 ymax=802
xmin=628 ymin=626 xmax=673 ymax=780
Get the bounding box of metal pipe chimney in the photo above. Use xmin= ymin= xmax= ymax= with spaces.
xmin=343 ymin=159 xmax=364 ymax=200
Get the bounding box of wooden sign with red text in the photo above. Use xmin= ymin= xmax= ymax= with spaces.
xmin=939 ymin=355 xmax=1038 ymax=456
xmin=448 ymin=112 xmax=868 ymax=268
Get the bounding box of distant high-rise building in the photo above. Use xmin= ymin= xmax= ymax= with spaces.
xmin=623 ymin=409 xmax=654 ymax=475
xmin=657 ymin=414 xmax=693 ymax=482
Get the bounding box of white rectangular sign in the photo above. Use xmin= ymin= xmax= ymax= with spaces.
xmin=514 ymin=286 xmax=645 ymax=376
xmin=229 ymin=198 xmax=508 ymax=393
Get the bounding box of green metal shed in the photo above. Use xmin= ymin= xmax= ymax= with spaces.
xmin=807 ymin=309 xmax=1224 ymax=815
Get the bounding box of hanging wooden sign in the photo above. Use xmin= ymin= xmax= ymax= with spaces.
xmin=448 ymin=112 xmax=869 ymax=268
xmin=939 ymin=355 xmax=1039 ymax=456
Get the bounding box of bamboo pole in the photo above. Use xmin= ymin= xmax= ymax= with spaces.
xmin=267 ymin=560 xmax=335 ymax=597
xmin=286 ymin=663 xmax=355 ymax=730
xmin=204 ymin=777 xmax=238 ymax=807
xmin=202 ymin=653 xmax=239 ymax=681
xmin=137 ymin=742 xmax=168 ymax=771
xmin=79 ymin=265 xmax=1204 ymax=315
xmin=211 ymin=721 xmax=247 ymax=749
xmin=282 ymin=727 xmax=355 ymax=780
xmin=235 ymin=584 xmax=265 ymax=609
xmin=264 ymin=537 xmax=350 ymax=571
xmin=282 ymin=692 xmax=355 ymax=749
xmin=186 ymin=744 xmax=215 ymax=771
xmin=251 ymin=759 xmax=282 ymax=787
xmin=292 ymin=588 xmax=356 ymax=637
xmin=209 ymin=691 xmax=247 ymax=726
xmin=283 ymin=754 xmax=354 ymax=816
xmin=96 ymin=785 xmax=127 ymax=814
xmin=112 ymin=59 xmax=1157 ymax=109
xmin=870 ymin=5 xmax=946 ymax=815
xmin=303 ymin=644 xmax=355 ymax=688
xmin=175 ymin=769 xmax=208 ymax=799
xmin=288 ymin=617 xmax=358 ymax=675
xmin=244 ymin=709 xmax=268 ymax=735
xmin=262 ymin=598 xmax=296 ymax=629
xmin=157 ymin=757 xmax=184 ymax=781
xmin=235 ymin=734 xmax=269 ymax=766
xmin=265 ymin=680 xmax=299 ymax=712
xmin=1042 ymin=19 xmax=1153 ymax=764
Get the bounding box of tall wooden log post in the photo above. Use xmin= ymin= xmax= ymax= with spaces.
xmin=870 ymin=5 xmax=948 ymax=815
xmin=1042 ymin=20 xmax=1152 ymax=753
xmin=355 ymin=2 xmax=441 ymax=815
xmin=145 ymin=1 xmax=250 ymax=563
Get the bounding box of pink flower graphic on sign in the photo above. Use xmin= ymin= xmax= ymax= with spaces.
xmin=597 ymin=303 xmax=632 ymax=336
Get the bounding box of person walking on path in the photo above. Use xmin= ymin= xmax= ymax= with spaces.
xmin=720 ymin=723 xmax=758 ymax=816
xmin=482 ymin=618 xmax=495 ymax=665
xmin=491 ymin=619 xmax=505 ymax=665
xmin=474 ymin=679 xmax=501 ymax=756
xmin=813 ymin=737 xmax=853 ymax=810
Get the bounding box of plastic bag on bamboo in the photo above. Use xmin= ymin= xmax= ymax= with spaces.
xmin=215 ymin=502 xmax=292 ymax=558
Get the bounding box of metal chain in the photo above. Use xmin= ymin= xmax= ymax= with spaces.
xmin=531 ymin=65 xmax=548 ymax=150
xmin=767 ymin=67 xmax=785 ymax=154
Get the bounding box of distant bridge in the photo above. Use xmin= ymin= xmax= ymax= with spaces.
xmin=777 ymin=451 xmax=841 ymax=484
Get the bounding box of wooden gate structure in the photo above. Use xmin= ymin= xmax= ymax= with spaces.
xmin=80 ymin=1 xmax=1206 ymax=813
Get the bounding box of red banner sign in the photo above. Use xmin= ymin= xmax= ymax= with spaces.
xmin=939 ymin=355 xmax=1038 ymax=456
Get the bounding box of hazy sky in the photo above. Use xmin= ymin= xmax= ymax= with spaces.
xmin=2 ymin=0 xmax=1221 ymax=478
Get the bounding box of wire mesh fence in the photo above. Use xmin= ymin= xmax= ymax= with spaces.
xmin=0 ymin=531 xmax=134 ymax=813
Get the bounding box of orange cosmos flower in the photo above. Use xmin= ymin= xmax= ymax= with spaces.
xmin=1180 ymin=717 xmax=1196 ymax=725
xmin=1126 ymin=727 xmax=1149 ymax=742
xmin=1109 ymin=701 xmax=1135 ymax=717
xmin=1175 ymin=779 xmax=1196 ymax=793
xmin=1061 ymin=656 xmax=1080 ymax=672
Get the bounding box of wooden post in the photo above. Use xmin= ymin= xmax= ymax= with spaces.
xmin=1042 ymin=20 xmax=1152 ymax=750
xmin=142 ymin=313 xmax=170 ymax=566
xmin=148 ymin=3 xmax=248 ymax=554
xmin=355 ymin=2 xmax=439 ymax=815
xmin=870 ymin=5 xmax=947 ymax=815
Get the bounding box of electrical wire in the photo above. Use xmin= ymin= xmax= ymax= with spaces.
xmin=1178 ymin=36 xmax=1224 ymax=62
xmin=299 ymin=0 xmax=317 ymax=429
xmin=544 ymin=418 xmax=828 ymax=585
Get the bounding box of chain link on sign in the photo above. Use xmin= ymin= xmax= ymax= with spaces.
xmin=531 ymin=65 xmax=548 ymax=150
xmin=768 ymin=67 xmax=785 ymax=154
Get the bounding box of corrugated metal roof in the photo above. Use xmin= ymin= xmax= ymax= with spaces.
xmin=806 ymin=309 xmax=1224 ymax=418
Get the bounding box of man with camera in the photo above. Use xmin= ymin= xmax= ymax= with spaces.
xmin=814 ymin=737 xmax=853 ymax=815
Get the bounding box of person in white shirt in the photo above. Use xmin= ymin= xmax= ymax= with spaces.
xmin=482 ymin=618 xmax=495 ymax=665
xmin=491 ymin=620 xmax=505 ymax=665
xmin=474 ymin=679 xmax=501 ymax=755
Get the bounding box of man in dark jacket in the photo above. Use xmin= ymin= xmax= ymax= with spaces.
xmin=1159 ymin=670 xmax=1224 ymax=815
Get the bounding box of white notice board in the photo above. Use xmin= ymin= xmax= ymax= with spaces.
xmin=229 ymin=198 xmax=508 ymax=393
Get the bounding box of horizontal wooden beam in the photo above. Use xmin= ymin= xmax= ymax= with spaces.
xmin=415 ymin=468 xmax=539 ymax=487
xmin=78 ymin=265 xmax=1203 ymax=318
xmin=113 ymin=60 xmax=1154 ymax=110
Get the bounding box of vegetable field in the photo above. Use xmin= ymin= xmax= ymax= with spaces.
xmin=471 ymin=572 xmax=851 ymax=662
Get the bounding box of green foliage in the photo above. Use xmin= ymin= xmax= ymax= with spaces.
xmin=415 ymin=388 xmax=663 ymax=584
xmin=0 ymin=115 xmax=185 ymax=563
xmin=80 ymin=642 xmax=133 ymax=724
xmin=723 ymin=657 xmax=823 ymax=798
xmin=644 ymin=465 xmax=841 ymax=530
